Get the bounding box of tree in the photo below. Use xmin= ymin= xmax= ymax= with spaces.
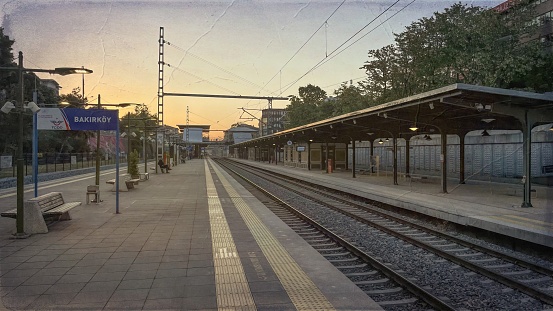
xmin=285 ymin=84 xmax=327 ymax=128
xmin=332 ymin=83 xmax=373 ymax=116
xmin=360 ymin=1 xmax=545 ymax=105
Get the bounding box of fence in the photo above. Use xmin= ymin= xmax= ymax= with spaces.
xmin=350 ymin=139 xmax=553 ymax=184
xmin=0 ymin=152 xmax=127 ymax=179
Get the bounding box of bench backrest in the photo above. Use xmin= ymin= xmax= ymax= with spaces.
xmin=87 ymin=185 xmax=99 ymax=192
xmin=543 ymin=165 xmax=553 ymax=174
xmin=28 ymin=192 xmax=65 ymax=212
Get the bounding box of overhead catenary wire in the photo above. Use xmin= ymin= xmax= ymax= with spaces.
xmin=257 ymin=0 xmax=347 ymax=96
xmin=165 ymin=41 xmax=278 ymax=96
xmin=164 ymin=62 xmax=241 ymax=96
xmin=277 ymin=0 xmax=415 ymax=96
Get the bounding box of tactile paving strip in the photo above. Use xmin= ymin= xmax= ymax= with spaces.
xmin=205 ymin=164 xmax=257 ymax=310
xmin=209 ymin=160 xmax=336 ymax=311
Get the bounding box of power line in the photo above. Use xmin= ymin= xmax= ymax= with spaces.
xmin=165 ymin=41 xmax=278 ymax=96
xmin=277 ymin=0 xmax=413 ymax=96
xmin=164 ymin=63 xmax=241 ymax=95
xmin=314 ymin=0 xmax=417 ymax=73
xmin=258 ymin=0 xmax=347 ymax=96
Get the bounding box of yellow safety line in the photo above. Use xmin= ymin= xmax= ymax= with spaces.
xmin=210 ymin=160 xmax=335 ymax=311
xmin=204 ymin=163 xmax=256 ymax=310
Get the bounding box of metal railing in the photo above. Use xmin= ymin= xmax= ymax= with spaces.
xmin=0 ymin=152 xmax=128 ymax=179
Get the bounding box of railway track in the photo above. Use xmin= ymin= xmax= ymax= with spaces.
xmin=214 ymin=158 xmax=553 ymax=311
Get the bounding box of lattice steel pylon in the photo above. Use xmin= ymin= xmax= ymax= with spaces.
xmin=157 ymin=27 xmax=165 ymax=166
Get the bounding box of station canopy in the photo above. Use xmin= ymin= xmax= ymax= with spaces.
xmin=232 ymin=83 xmax=553 ymax=146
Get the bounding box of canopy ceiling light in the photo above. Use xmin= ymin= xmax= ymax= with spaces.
xmin=481 ymin=118 xmax=495 ymax=123
xmin=385 ymin=138 xmax=390 ymax=142
xmin=331 ymin=135 xmax=337 ymax=140
xmin=366 ymin=132 xmax=374 ymax=136
xmin=378 ymin=139 xmax=383 ymax=144
xmin=424 ymin=135 xmax=432 ymax=141
xmin=481 ymin=130 xmax=491 ymax=137
xmin=550 ymin=125 xmax=553 ymax=131
xmin=409 ymin=125 xmax=418 ymax=131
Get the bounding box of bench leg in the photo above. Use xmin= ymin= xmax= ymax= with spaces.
xmin=58 ymin=212 xmax=71 ymax=221
xmin=22 ymin=202 xmax=48 ymax=234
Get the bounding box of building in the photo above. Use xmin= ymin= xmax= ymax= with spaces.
xmin=40 ymin=79 xmax=61 ymax=97
xmin=260 ymin=108 xmax=286 ymax=136
xmin=224 ymin=124 xmax=259 ymax=144
xmin=494 ymin=0 xmax=553 ymax=50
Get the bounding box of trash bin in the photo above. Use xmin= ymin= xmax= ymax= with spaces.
xmin=327 ymin=159 xmax=333 ymax=173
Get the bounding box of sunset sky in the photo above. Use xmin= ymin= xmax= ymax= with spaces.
xmin=2 ymin=0 xmax=501 ymax=139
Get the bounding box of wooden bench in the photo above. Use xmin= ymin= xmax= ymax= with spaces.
xmin=0 ymin=192 xmax=81 ymax=234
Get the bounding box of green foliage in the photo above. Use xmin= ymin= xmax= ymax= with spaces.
xmin=285 ymin=84 xmax=327 ymax=129
xmin=360 ymin=1 xmax=546 ymax=104
xmin=128 ymin=150 xmax=139 ymax=177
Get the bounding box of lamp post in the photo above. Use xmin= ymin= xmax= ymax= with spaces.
xmin=0 ymin=51 xmax=92 ymax=237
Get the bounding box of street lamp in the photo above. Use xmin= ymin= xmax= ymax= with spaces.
xmin=0 ymin=51 xmax=92 ymax=237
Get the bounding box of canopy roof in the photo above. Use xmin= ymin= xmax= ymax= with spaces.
xmin=233 ymin=84 xmax=553 ymax=145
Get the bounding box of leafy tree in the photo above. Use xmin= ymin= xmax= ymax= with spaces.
xmin=332 ymin=83 xmax=372 ymax=115
xmin=120 ymin=105 xmax=157 ymax=156
xmin=361 ymin=1 xmax=545 ymax=104
xmin=285 ymin=84 xmax=327 ymax=128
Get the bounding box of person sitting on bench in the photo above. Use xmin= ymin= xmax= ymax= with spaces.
xmin=158 ymin=159 xmax=171 ymax=173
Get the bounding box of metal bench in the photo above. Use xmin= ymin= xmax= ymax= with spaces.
xmin=1 ymin=192 xmax=81 ymax=234
xmin=542 ymin=165 xmax=553 ymax=174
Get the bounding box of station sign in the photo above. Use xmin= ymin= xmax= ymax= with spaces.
xmin=37 ymin=108 xmax=118 ymax=131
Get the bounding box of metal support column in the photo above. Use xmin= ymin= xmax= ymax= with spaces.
xmin=352 ymin=140 xmax=356 ymax=178
xmin=393 ymin=137 xmax=398 ymax=185
xmin=405 ymin=138 xmax=410 ymax=178
xmin=521 ymin=112 xmax=533 ymax=207
xmin=156 ymin=26 xmax=165 ymax=173
xmin=440 ymin=131 xmax=448 ymax=194
xmin=459 ymin=133 xmax=466 ymax=184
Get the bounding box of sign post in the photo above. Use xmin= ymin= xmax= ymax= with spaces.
xmin=37 ymin=108 xmax=121 ymax=213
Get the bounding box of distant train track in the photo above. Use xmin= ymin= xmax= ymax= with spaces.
xmin=214 ymin=158 xmax=553 ymax=311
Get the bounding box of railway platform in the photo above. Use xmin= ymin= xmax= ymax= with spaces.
xmin=234 ymin=158 xmax=553 ymax=250
xmin=0 ymin=159 xmax=383 ymax=310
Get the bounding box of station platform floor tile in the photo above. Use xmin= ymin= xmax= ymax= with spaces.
xmin=0 ymin=159 xmax=383 ymax=310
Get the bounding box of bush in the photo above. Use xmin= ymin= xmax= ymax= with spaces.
xmin=128 ymin=150 xmax=139 ymax=177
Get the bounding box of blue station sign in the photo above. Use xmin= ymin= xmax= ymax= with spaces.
xmin=37 ymin=108 xmax=118 ymax=131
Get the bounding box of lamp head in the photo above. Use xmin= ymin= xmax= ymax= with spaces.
xmin=121 ymin=132 xmax=127 ymax=138
xmin=409 ymin=126 xmax=418 ymax=131
xmin=25 ymin=102 xmax=41 ymax=113
xmin=54 ymin=67 xmax=93 ymax=76
xmin=1 ymin=101 xmax=15 ymax=114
